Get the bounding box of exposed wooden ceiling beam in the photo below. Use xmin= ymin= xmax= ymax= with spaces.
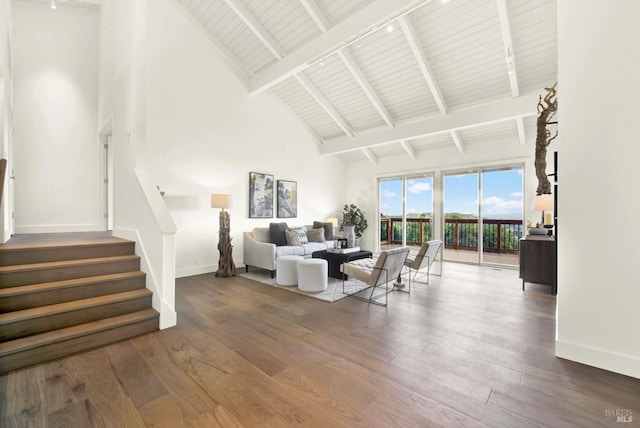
xmin=295 ymin=74 xmax=354 ymax=137
xmin=319 ymin=92 xmax=539 ymax=155
xmin=337 ymin=51 xmax=395 ymax=128
xmin=400 ymin=140 xmax=417 ymax=160
xmin=167 ymin=0 xmax=252 ymax=86
xmin=266 ymin=92 xmax=323 ymax=145
xmin=250 ymin=0 xmax=428 ymax=94
xmin=299 ymin=0 xmax=330 ymax=31
xmin=496 ymin=0 xmax=519 ymax=97
xmin=223 ymin=0 xmax=285 ymax=60
xmin=399 ymin=15 xmax=448 ymax=115
xmin=301 ymin=0 xmax=395 ymax=127
xmin=361 ymin=148 xmax=379 ymax=165
xmin=225 ymin=0 xmax=354 ymax=139
xmin=449 ymin=130 xmax=464 ymax=154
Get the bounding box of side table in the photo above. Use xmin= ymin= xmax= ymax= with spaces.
xmin=519 ymin=237 xmax=557 ymax=294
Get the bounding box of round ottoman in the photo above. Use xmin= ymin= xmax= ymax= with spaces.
xmin=276 ymin=255 xmax=304 ymax=286
xmin=297 ymin=259 xmax=328 ymax=292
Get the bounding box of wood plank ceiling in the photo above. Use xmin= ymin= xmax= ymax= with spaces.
xmin=179 ymin=0 xmax=558 ymax=164
xmin=24 ymin=0 xmax=557 ymax=164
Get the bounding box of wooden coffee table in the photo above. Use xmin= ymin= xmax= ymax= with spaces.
xmin=312 ymin=249 xmax=373 ymax=279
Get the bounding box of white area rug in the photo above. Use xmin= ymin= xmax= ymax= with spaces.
xmin=240 ymin=271 xmax=374 ymax=303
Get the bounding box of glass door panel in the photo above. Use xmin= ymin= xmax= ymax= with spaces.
xmin=379 ymin=178 xmax=404 ymax=250
xmin=443 ymin=172 xmax=479 ymax=262
xmin=480 ymin=167 xmax=523 ymax=266
xmin=405 ymin=175 xmax=433 ymax=246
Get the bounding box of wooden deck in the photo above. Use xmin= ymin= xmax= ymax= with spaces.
xmin=381 ymin=244 xmax=519 ymax=266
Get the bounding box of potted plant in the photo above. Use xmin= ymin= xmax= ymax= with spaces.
xmin=341 ymin=204 xmax=368 ymax=247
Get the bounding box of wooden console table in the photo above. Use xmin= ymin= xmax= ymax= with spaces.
xmin=519 ymin=237 xmax=557 ymax=294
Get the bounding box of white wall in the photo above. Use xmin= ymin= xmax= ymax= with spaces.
xmin=143 ymin=0 xmax=347 ymax=278
xmin=0 ymin=0 xmax=13 ymax=242
xmin=346 ymin=138 xmax=538 ymax=251
xmin=13 ymin=2 xmax=100 ymax=233
xmin=556 ymin=1 xmax=640 ymax=379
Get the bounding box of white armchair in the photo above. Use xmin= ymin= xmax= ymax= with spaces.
xmin=340 ymin=247 xmax=410 ymax=306
xmin=397 ymin=239 xmax=443 ymax=289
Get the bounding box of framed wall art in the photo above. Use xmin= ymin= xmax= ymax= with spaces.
xmin=248 ymin=172 xmax=274 ymax=218
xmin=277 ymin=180 xmax=297 ymax=218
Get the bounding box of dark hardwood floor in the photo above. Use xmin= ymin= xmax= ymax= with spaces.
xmin=1 ymin=263 xmax=638 ymax=427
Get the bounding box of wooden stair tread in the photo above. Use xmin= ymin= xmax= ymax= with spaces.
xmin=0 ymin=289 xmax=152 ymax=324
xmin=0 ymin=254 xmax=140 ymax=274
xmin=0 ymin=308 xmax=159 ymax=356
xmin=0 ymin=232 xmax=158 ymax=373
xmin=0 ymin=232 xmax=130 ymax=250
xmin=0 ymin=271 xmax=146 ymax=297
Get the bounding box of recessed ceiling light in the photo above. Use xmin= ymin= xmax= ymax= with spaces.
xmin=50 ymin=1 xmax=57 ymax=9
xmin=386 ymin=21 xmax=394 ymax=32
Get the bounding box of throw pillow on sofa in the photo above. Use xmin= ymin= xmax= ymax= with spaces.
xmin=269 ymin=222 xmax=289 ymax=246
xmin=306 ymin=228 xmax=325 ymax=243
xmin=313 ymin=221 xmax=334 ymax=240
xmin=286 ymin=227 xmax=309 ymax=246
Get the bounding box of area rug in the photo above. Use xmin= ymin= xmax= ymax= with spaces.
xmin=240 ymin=271 xmax=374 ymax=303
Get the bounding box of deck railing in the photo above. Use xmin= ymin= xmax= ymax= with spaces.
xmin=380 ymin=217 xmax=523 ymax=254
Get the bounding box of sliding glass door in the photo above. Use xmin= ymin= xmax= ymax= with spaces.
xmin=443 ymin=166 xmax=523 ymax=265
xmin=379 ymin=174 xmax=433 ymax=250
xmin=443 ymin=172 xmax=479 ymax=262
xmin=480 ymin=167 xmax=523 ymax=266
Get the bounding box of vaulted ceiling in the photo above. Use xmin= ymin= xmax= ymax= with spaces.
xmin=173 ymin=0 xmax=557 ymax=164
xmin=22 ymin=0 xmax=557 ymax=163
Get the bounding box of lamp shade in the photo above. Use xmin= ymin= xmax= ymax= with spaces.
xmin=211 ymin=194 xmax=234 ymax=209
xmin=531 ymin=195 xmax=554 ymax=211
xmin=326 ymin=217 xmax=338 ymax=228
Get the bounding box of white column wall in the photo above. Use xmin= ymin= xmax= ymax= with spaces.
xmin=12 ymin=2 xmax=100 ymax=233
xmin=0 ymin=0 xmax=13 ymax=242
xmin=556 ymin=1 xmax=640 ymax=379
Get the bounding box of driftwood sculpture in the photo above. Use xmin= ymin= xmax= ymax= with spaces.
xmin=216 ymin=210 xmax=236 ymax=277
xmin=535 ymin=83 xmax=558 ymax=195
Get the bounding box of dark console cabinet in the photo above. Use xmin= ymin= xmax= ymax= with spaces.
xmin=519 ymin=237 xmax=557 ymax=294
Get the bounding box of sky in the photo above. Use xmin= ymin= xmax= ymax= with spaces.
xmin=380 ymin=168 xmax=523 ymax=219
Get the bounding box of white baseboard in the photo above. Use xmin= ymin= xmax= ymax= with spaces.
xmin=14 ymin=224 xmax=102 ymax=234
xmin=176 ymin=264 xmax=216 ymax=278
xmin=556 ymin=340 xmax=640 ymax=379
xmin=160 ymin=300 xmax=177 ymax=330
xmin=176 ymin=262 xmax=245 ymax=278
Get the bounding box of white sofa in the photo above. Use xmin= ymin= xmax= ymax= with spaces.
xmin=243 ymin=225 xmax=334 ymax=278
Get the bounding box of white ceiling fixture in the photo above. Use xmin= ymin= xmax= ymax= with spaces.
xmin=496 ymin=0 xmax=520 ymax=97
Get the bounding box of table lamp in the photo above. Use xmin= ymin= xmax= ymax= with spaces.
xmin=532 ymin=194 xmax=554 ymax=235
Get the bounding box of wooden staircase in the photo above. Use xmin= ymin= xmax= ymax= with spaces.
xmin=0 ymin=232 xmax=159 ymax=374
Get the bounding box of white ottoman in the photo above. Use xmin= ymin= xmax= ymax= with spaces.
xmin=297 ymin=259 xmax=328 ymax=292
xmin=276 ymin=255 xmax=304 ymax=286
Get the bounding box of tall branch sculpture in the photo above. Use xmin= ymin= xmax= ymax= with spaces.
xmin=216 ymin=210 xmax=236 ymax=277
xmin=535 ymin=83 xmax=558 ymax=195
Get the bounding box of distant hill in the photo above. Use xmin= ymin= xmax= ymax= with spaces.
xmin=380 ymin=212 xmax=522 ymax=220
